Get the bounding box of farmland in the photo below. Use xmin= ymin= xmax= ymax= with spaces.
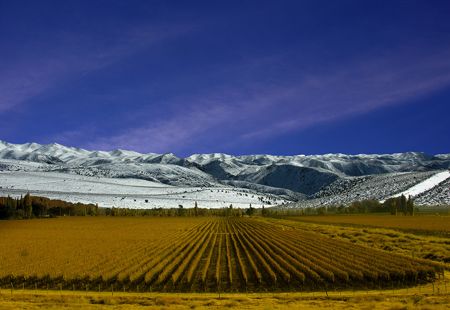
xmin=0 ymin=217 xmax=444 ymax=293
xmin=1 ymin=285 xmax=450 ymax=310
xmin=263 ymin=217 xmax=450 ymax=267
xmin=287 ymin=214 xmax=450 ymax=236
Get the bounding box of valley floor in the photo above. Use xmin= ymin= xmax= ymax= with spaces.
xmin=1 ymin=215 xmax=448 ymax=308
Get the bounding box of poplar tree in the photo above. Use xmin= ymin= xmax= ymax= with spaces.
xmin=400 ymin=195 xmax=407 ymax=215
xmin=407 ymin=196 xmax=414 ymax=216
xmin=24 ymin=193 xmax=32 ymax=219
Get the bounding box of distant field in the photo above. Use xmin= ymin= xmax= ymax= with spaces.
xmin=0 ymin=217 xmax=443 ymax=293
xmin=288 ymin=214 xmax=450 ymax=234
xmin=262 ymin=217 xmax=450 ymax=267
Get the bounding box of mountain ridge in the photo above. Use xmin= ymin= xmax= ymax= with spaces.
xmin=0 ymin=140 xmax=449 ymax=204
xmin=1 ymin=140 xmax=446 ymax=160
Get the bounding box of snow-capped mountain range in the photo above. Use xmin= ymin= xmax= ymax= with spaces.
xmin=0 ymin=140 xmax=449 ymax=207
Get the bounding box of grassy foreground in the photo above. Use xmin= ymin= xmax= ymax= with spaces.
xmin=0 ymin=281 xmax=449 ymax=310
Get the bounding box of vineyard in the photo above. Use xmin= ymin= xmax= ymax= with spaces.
xmin=0 ymin=217 xmax=444 ymax=292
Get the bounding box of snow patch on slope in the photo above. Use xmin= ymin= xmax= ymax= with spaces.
xmin=388 ymin=171 xmax=450 ymax=199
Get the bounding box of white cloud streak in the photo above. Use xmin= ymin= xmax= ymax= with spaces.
xmin=82 ymin=47 xmax=450 ymax=153
xmin=0 ymin=23 xmax=192 ymax=114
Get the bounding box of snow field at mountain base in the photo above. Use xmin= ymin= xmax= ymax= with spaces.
xmin=0 ymin=171 xmax=287 ymax=209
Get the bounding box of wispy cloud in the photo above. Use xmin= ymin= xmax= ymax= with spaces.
xmin=80 ymin=47 xmax=450 ymax=154
xmin=84 ymin=104 xmax=235 ymax=153
xmin=240 ymin=49 xmax=450 ymax=140
xmin=0 ymin=23 xmax=193 ymax=114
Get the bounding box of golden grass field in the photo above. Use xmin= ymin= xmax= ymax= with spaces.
xmin=0 ymin=217 xmax=443 ymax=292
xmin=0 ymin=215 xmax=449 ymax=309
xmin=0 ymin=279 xmax=449 ymax=309
xmin=263 ymin=217 xmax=450 ymax=267
xmin=287 ymin=214 xmax=450 ymax=235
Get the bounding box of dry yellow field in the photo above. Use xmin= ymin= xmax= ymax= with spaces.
xmin=0 ymin=282 xmax=449 ymax=310
xmin=287 ymin=214 xmax=450 ymax=235
xmin=0 ymin=217 xmax=204 ymax=286
xmin=262 ymin=217 xmax=450 ymax=267
xmin=0 ymin=217 xmax=443 ymax=294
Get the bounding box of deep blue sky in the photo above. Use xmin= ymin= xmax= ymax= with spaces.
xmin=1 ymin=0 xmax=450 ymax=156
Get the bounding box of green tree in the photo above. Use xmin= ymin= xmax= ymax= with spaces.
xmin=383 ymin=198 xmax=397 ymax=215
xmin=177 ymin=205 xmax=185 ymax=216
xmin=400 ymin=195 xmax=407 ymax=215
xmin=194 ymin=201 xmax=198 ymax=216
xmin=245 ymin=204 xmax=254 ymax=216
xmin=24 ymin=193 xmax=32 ymax=219
xmin=407 ymin=196 xmax=414 ymax=216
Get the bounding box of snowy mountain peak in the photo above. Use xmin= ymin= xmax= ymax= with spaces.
xmin=187 ymin=153 xmax=234 ymax=162
xmin=0 ymin=140 xmax=449 ymax=200
xmin=109 ymin=149 xmax=141 ymax=157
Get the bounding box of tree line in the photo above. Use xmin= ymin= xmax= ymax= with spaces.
xmin=92 ymin=202 xmax=259 ymax=217
xmin=0 ymin=194 xmax=255 ymax=219
xmin=0 ymin=194 xmax=99 ymax=219
xmin=0 ymin=193 xmax=415 ymax=220
xmin=264 ymin=195 xmax=416 ymax=217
